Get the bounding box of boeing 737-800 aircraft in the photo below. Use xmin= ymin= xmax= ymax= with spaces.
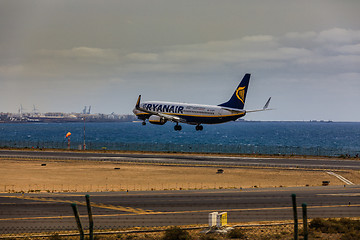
xmin=133 ymin=73 xmax=271 ymax=131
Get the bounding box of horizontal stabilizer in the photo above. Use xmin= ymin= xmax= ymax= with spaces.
xmin=246 ymin=97 xmax=273 ymax=113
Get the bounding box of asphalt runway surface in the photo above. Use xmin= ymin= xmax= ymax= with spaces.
xmin=1 ymin=150 xmax=359 ymax=235
xmin=1 ymin=186 xmax=360 ymax=234
xmin=1 ymin=150 xmax=360 ymax=170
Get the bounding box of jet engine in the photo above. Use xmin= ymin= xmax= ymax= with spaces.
xmin=149 ymin=115 xmax=167 ymax=125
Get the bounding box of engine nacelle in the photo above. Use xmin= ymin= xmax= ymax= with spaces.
xmin=149 ymin=115 xmax=167 ymax=125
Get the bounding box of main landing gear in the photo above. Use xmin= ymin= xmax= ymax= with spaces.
xmin=174 ymin=123 xmax=182 ymax=131
xmin=195 ymin=125 xmax=203 ymax=131
xmin=174 ymin=124 xmax=203 ymax=131
xmin=142 ymin=120 xmax=146 ymax=126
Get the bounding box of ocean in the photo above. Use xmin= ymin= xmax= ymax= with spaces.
xmin=0 ymin=121 xmax=359 ymax=157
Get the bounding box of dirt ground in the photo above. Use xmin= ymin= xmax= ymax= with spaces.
xmin=1 ymin=157 xmax=359 ymax=193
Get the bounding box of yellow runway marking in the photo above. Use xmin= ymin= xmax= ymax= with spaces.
xmin=153 ymin=204 xmax=360 ymax=215
xmin=1 ymin=202 xmax=359 ymax=222
xmin=0 ymin=196 xmax=161 ymax=215
xmin=317 ymin=193 xmax=360 ymax=196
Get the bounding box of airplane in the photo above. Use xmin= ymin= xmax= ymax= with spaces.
xmin=133 ymin=73 xmax=271 ymax=131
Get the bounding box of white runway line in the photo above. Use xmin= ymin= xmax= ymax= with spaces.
xmin=326 ymin=171 xmax=354 ymax=185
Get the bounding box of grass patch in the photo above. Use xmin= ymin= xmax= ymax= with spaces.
xmin=226 ymin=228 xmax=246 ymax=239
xmin=309 ymin=218 xmax=360 ymax=233
xmin=162 ymin=226 xmax=192 ymax=240
xmin=309 ymin=218 xmax=360 ymax=239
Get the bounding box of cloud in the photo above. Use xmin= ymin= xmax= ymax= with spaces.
xmin=140 ymin=28 xmax=359 ymax=74
xmin=0 ymin=64 xmax=23 ymax=76
xmin=126 ymin=53 xmax=159 ymax=62
xmin=242 ymin=35 xmax=275 ymax=42
xmin=1 ymin=27 xmax=360 ymax=119
xmin=0 ymin=47 xmax=121 ymax=79
xmin=336 ymin=43 xmax=360 ymax=54
xmin=316 ymin=28 xmax=360 ymax=44
xmin=2 ymin=28 xmax=359 ymax=83
xmin=285 ymin=31 xmax=317 ymax=40
xmin=115 ymin=28 xmax=359 ymax=80
xmin=38 ymin=47 xmax=119 ymax=63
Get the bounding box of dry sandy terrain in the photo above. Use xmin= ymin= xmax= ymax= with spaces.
xmin=1 ymin=158 xmax=359 ymax=193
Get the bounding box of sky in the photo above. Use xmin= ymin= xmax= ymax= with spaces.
xmin=1 ymin=0 xmax=360 ymax=121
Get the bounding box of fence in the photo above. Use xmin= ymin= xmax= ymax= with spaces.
xmin=1 ymin=189 xmax=359 ymax=238
xmin=0 ymin=140 xmax=359 ymax=157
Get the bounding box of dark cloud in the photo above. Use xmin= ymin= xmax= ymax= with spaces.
xmin=0 ymin=1 xmax=359 ymax=120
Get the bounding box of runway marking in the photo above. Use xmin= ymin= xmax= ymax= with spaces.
xmin=326 ymin=171 xmax=354 ymax=185
xmin=0 ymin=196 xmax=161 ymax=215
xmin=317 ymin=193 xmax=360 ymax=197
xmin=1 ymin=204 xmax=360 ymax=221
xmin=161 ymin=204 xmax=360 ymax=215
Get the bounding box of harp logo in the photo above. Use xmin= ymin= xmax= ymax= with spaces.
xmin=235 ymin=86 xmax=246 ymax=104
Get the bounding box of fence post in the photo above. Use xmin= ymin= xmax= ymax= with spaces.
xmin=291 ymin=194 xmax=298 ymax=240
xmin=85 ymin=195 xmax=94 ymax=240
xmin=302 ymin=203 xmax=308 ymax=240
xmin=71 ymin=203 xmax=84 ymax=240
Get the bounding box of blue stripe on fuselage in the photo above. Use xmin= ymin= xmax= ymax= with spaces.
xmin=172 ymin=113 xmax=245 ymax=124
xmin=135 ymin=111 xmax=245 ymax=124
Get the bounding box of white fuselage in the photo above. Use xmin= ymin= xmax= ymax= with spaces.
xmin=132 ymin=74 xmax=270 ymax=130
xmin=133 ymin=101 xmax=245 ymax=125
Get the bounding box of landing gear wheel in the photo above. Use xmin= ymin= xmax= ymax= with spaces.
xmin=174 ymin=124 xmax=182 ymax=131
xmin=142 ymin=121 xmax=146 ymax=126
xmin=196 ymin=125 xmax=203 ymax=131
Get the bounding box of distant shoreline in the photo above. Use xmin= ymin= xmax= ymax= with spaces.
xmin=2 ymin=120 xmax=360 ymax=123
xmin=0 ymin=112 xmax=137 ymax=123
xmin=0 ymin=119 xmax=135 ymax=124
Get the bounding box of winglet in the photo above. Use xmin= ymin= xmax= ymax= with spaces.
xmin=246 ymin=97 xmax=273 ymax=113
xmin=263 ymin=97 xmax=271 ymax=110
xmin=136 ymin=95 xmax=141 ymax=109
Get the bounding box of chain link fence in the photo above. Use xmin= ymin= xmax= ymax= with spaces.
xmin=0 ymin=140 xmax=359 ymax=157
xmin=1 ymin=190 xmax=359 ymax=238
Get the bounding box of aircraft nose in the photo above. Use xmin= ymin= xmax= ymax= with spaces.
xmin=133 ymin=108 xmax=140 ymax=114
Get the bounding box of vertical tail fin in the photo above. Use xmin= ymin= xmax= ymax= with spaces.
xmin=135 ymin=95 xmax=141 ymax=109
xmin=218 ymin=73 xmax=251 ymax=110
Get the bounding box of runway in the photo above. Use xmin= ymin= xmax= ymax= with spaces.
xmin=1 ymin=186 xmax=360 ymax=234
xmin=0 ymin=150 xmax=359 ymax=234
xmin=1 ymin=150 xmax=359 ymax=170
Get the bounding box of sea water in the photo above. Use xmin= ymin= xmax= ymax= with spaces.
xmin=0 ymin=121 xmax=359 ymax=156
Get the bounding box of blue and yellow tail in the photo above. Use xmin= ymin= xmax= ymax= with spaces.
xmin=218 ymin=73 xmax=251 ymax=110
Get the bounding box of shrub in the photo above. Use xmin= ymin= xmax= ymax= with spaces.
xmin=49 ymin=233 xmax=61 ymax=240
xmin=162 ymin=226 xmax=192 ymax=240
xmin=309 ymin=218 xmax=360 ymax=234
xmin=199 ymin=234 xmax=218 ymax=240
xmin=341 ymin=231 xmax=360 ymax=240
xmin=227 ymin=228 xmax=246 ymax=239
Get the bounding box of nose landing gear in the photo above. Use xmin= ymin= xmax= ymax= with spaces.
xmin=195 ymin=125 xmax=203 ymax=131
xmin=142 ymin=120 xmax=146 ymax=126
xmin=174 ymin=124 xmax=182 ymax=131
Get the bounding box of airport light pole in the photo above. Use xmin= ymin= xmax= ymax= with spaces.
xmin=83 ymin=116 xmax=86 ymax=150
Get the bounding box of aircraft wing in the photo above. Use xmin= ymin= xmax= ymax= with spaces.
xmin=246 ymin=97 xmax=273 ymax=113
xmin=135 ymin=95 xmax=185 ymax=123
